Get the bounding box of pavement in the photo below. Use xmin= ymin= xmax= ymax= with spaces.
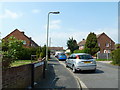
xmin=97 ymin=61 xmax=112 ymax=64
xmin=34 ymin=58 xmax=81 ymax=89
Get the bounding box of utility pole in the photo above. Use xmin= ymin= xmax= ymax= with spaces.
xmin=49 ymin=37 xmax=51 ymax=47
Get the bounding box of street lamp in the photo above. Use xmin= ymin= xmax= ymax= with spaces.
xmin=45 ymin=11 xmax=60 ymax=68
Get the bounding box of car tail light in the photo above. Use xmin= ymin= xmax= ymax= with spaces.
xmin=76 ymin=55 xmax=79 ymax=59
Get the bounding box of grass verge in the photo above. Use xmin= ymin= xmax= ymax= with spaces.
xmin=10 ymin=60 xmax=39 ymax=67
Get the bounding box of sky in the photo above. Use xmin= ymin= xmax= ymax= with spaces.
xmin=0 ymin=2 xmax=118 ymax=49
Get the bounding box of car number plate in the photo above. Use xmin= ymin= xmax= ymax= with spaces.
xmin=84 ymin=61 xmax=91 ymax=63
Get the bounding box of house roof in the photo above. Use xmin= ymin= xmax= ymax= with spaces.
xmin=78 ymin=32 xmax=115 ymax=46
xmin=96 ymin=32 xmax=115 ymax=43
xmin=96 ymin=33 xmax=102 ymax=38
xmin=48 ymin=47 xmax=63 ymax=51
xmin=78 ymin=39 xmax=86 ymax=46
xmin=3 ymin=29 xmax=39 ymax=47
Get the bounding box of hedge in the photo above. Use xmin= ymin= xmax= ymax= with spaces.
xmin=111 ymin=48 xmax=120 ymax=66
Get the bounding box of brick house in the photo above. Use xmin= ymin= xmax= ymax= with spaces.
xmin=48 ymin=47 xmax=64 ymax=55
xmin=78 ymin=32 xmax=115 ymax=53
xmin=2 ymin=29 xmax=39 ymax=48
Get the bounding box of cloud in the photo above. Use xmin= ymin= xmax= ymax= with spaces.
xmin=44 ymin=19 xmax=61 ymax=30
xmin=32 ymin=9 xmax=40 ymax=14
xmin=49 ymin=30 xmax=89 ymax=49
xmin=0 ymin=9 xmax=23 ymax=19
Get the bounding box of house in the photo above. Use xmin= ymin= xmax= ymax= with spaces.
xmin=78 ymin=39 xmax=86 ymax=50
xmin=2 ymin=29 xmax=39 ymax=48
xmin=78 ymin=32 xmax=115 ymax=53
xmin=48 ymin=47 xmax=64 ymax=55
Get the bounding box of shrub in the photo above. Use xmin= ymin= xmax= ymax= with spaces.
xmin=2 ymin=51 xmax=14 ymax=70
xmin=111 ymin=48 xmax=120 ymax=66
xmin=73 ymin=49 xmax=85 ymax=53
xmin=19 ymin=47 xmax=39 ymax=60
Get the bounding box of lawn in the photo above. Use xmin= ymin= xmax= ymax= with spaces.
xmin=96 ymin=59 xmax=112 ymax=61
xmin=10 ymin=60 xmax=39 ymax=67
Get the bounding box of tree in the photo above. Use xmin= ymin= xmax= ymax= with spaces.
xmin=84 ymin=32 xmax=100 ymax=56
xmin=115 ymin=44 xmax=120 ymax=49
xmin=67 ymin=37 xmax=79 ymax=53
xmin=39 ymin=45 xmax=50 ymax=59
xmin=2 ymin=36 xmax=24 ymax=69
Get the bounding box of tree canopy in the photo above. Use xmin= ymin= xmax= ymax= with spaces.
xmin=67 ymin=37 xmax=79 ymax=53
xmin=84 ymin=32 xmax=100 ymax=56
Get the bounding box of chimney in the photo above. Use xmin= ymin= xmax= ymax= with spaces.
xmin=83 ymin=38 xmax=85 ymax=41
xmin=29 ymin=37 xmax=32 ymax=47
xmin=21 ymin=31 xmax=24 ymax=35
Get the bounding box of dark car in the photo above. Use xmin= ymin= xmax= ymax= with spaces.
xmin=57 ymin=53 xmax=67 ymax=61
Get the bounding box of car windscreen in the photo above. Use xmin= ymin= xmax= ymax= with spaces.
xmin=59 ymin=53 xmax=65 ymax=55
xmin=78 ymin=55 xmax=93 ymax=59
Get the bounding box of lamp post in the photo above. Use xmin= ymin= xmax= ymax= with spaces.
xmin=45 ymin=11 xmax=60 ymax=69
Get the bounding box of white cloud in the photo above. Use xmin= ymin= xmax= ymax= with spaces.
xmin=44 ymin=19 xmax=61 ymax=30
xmin=49 ymin=30 xmax=89 ymax=49
xmin=0 ymin=9 xmax=23 ymax=19
xmin=32 ymin=9 xmax=40 ymax=14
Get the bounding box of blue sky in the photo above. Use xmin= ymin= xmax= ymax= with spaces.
xmin=0 ymin=2 xmax=118 ymax=49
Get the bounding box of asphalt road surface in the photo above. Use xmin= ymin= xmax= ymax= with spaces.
xmin=58 ymin=58 xmax=119 ymax=89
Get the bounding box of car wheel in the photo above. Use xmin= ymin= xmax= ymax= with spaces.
xmin=65 ymin=61 xmax=68 ymax=68
xmin=66 ymin=64 xmax=69 ymax=68
xmin=91 ymin=69 xmax=96 ymax=73
xmin=72 ymin=65 xmax=77 ymax=73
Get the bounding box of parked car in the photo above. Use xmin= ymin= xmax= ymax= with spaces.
xmin=57 ymin=53 xmax=67 ymax=61
xmin=65 ymin=53 xmax=96 ymax=73
xmin=54 ymin=51 xmax=63 ymax=58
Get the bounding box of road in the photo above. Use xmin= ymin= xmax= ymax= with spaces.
xmin=57 ymin=57 xmax=119 ymax=89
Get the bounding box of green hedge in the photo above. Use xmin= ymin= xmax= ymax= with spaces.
xmin=111 ymin=48 xmax=120 ymax=66
xmin=73 ymin=49 xmax=85 ymax=53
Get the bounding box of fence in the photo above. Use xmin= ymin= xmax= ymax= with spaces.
xmin=2 ymin=58 xmax=45 ymax=89
xmin=97 ymin=53 xmax=112 ymax=59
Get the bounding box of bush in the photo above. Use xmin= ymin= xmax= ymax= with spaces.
xmin=73 ymin=49 xmax=85 ymax=53
xmin=2 ymin=51 xmax=14 ymax=70
xmin=111 ymin=48 xmax=120 ymax=66
xmin=19 ymin=47 xmax=39 ymax=60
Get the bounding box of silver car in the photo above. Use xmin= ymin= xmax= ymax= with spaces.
xmin=65 ymin=53 xmax=96 ymax=73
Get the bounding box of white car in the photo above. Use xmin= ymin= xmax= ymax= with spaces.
xmin=65 ymin=53 xmax=96 ymax=73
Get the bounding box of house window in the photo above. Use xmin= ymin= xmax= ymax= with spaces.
xmin=98 ymin=43 xmax=100 ymax=47
xmin=23 ymin=40 xmax=26 ymax=45
xmin=106 ymin=43 xmax=109 ymax=47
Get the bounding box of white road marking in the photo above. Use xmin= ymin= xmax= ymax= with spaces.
xmin=59 ymin=60 xmax=88 ymax=90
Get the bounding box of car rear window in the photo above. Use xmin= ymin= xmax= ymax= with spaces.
xmin=78 ymin=55 xmax=93 ymax=59
xmin=59 ymin=53 xmax=65 ymax=55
